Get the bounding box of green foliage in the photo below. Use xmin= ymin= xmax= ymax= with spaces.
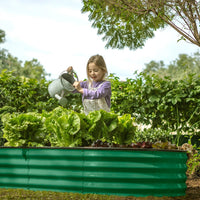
xmin=43 ymin=107 xmax=89 ymax=147
xmin=133 ymin=128 xmax=173 ymax=143
xmin=0 ymin=29 xmax=5 ymax=44
xmin=81 ymin=1 xmax=200 ymax=49
xmin=180 ymin=143 xmax=200 ymax=177
xmin=187 ymin=152 xmax=200 ymax=176
xmin=0 ymin=48 xmax=49 ymax=80
xmin=81 ymin=0 xmax=166 ymax=50
xmin=58 ymin=92 xmax=82 ymax=112
xmin=0 ymin=70 xmax=59 ymax=113
xmin=0 ymin=106 xmax=17 ymax=146
xmin=115 ymin=114 xmax=136 ymax=145
xmin=110 ymin=72 xmax=200 ymax=135
xmin=86 ymin=110 xmax=136 ymax=145
xmin=0 ymin=49 xmax=22 ymax=76
xmin=142 ymin=51 xmax=200 ymax=80
xmin=44 ymin=108 xmax=136 ymax=146
xmin=1 ymin=107 xmax=137 ymax=147
xmin=87 ymin=110 xmax=118 ymax=143
xmin=2 ymin=112 xmax=48 ymax=147
xmin=0 ymin=69 xmax=82 ymax=113
xmin=22 ymin=58 xmax=50 ymax=80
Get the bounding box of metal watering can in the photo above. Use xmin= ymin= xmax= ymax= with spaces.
xmin=48 ymin=70 xmax=78 ymax=106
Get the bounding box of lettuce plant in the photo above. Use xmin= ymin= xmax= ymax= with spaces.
xmin=2 ymin=112 xmax=47 ymax=147
xmin=1 ymin=107 xmax=137 ymax=147
xmin=44 ymin=107 xmax=90 ymax=147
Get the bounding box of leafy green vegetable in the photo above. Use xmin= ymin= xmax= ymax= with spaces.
xmin=86 ymin=110 xmax=135 ymax=145
xmin=1 ymin=107 xmax=137 ymax=147
xmin=2 ymin=112 xmax=47 ymax=147
xmin=113 ymin=114 xmax=136 ymax=145
xmin=0 ymin=106 xmax=17 ymax=146
xmin=44 ymin=107 xmax=89 ymax=147
xmin=87 ymin=110 xmax=109 ymax=142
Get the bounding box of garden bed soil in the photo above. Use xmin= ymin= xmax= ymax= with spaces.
xmin=184 ymin=177 xmax=200 ymax=200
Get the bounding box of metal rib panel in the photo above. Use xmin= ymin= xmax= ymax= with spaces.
xmin=81 ymin=149 xmax=187 ymax=197
xmin=0 ymin=147 xmax=187 ymax=197
xmin=28 ymin=148 xmax=83 ymax=193
xmin=0 ymin=148 xmax=28 ymax=188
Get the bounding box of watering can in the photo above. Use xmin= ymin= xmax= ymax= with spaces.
xmin=48 ymin=70 xmax=78 ymax=106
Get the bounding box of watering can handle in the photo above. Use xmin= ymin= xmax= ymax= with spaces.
xmin=72 ymin=70 xmax=79 ymax=82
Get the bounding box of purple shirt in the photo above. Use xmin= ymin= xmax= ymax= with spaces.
xmin=80 ymin=81 xmax=111 ymax=108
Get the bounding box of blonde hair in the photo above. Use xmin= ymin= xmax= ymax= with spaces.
xmin=86 ymin=54 xmax=108 ymax=82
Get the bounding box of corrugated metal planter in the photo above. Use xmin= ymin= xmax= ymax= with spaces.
xmin=0 ymin=147 xmax=187 ymax=197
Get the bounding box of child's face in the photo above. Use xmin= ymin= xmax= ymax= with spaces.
xmin=88 ymin=63 xmax=105 ymax=82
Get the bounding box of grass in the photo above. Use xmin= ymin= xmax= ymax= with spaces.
xmin=0 ymin=188 xmax=131 ymax=200
xmin=0 ymin=188 xmax=188 ymax=200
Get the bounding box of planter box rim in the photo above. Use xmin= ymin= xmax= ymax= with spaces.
xmin=0 ymin=146 xmax=187 ymax=152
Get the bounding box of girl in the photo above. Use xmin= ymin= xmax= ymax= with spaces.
xmin=70 ymin=54 xmax=111 ymax=115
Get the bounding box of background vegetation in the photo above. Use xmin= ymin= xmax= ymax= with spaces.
xmin=0 ymin=47 xmax=200 ymax=148
xmin=1 ymin=44 xmax=200 ymax=135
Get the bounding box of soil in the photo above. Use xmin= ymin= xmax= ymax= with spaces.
xmin=183 ymin=177 xmax=200 ymax=200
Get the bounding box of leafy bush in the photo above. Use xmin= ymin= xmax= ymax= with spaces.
xmin=133 ymin=128 xmax=174 ymax=143
xmin=0 ymin=70 xmax=59 ymax=113
xmin=110 ymin=72 xmax=200 ymax=134
xmin=0 ymin=70 xmax=83 ymax=114
xmin=1 ymin=70 xmax=200 ymax=137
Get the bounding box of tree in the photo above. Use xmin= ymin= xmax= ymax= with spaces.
xmin=0 ymin=29 xmax=5 ymax=44
xmin=22 ymin=59 xmax=50 ymax=80
xmin=142 ymin=51 xmax=200 ymax=79
xmin=143 ymin=60 xmax=165 ymax=74
xmin=0 ymin=49 xmax=50 ymax=80
xmin=81 ymin=0 xmax=200 ymax=50
xmin=167 ymin=51 xmax=200 ymax=78
xmin=0 ymin=49 xmax=22 ymax=76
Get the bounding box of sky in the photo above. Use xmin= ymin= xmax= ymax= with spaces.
xmin=0 ymin=0 xmax=199 ymax=81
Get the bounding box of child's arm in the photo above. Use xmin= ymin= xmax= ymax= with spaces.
xmin=83 ymin=81 xmax=111 ymax=99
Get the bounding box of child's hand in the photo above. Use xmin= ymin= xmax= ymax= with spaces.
xmin=73 ymin=81 xmax=83 ymax=93
xmin=67 ymin=66 xmax=73 ymax=74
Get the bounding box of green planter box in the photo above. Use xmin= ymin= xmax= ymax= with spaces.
xmin=0 ymin=147 xmax=187 ymax=197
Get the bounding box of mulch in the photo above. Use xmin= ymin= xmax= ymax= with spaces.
xmin=184 ymin=177 xmax=200 ymax=200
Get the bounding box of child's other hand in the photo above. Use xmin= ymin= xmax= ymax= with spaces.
xmin=73 ymin=81 xmax=83 ymax=93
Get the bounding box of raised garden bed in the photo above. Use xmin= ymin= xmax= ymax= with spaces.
xmin=0 ymin=147 xmax=187 ymax=197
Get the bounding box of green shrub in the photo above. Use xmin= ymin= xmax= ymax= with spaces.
xmin=133 ymin=128 xmax=173 ymax=143
xmin=110 ymin=72 xmax=200 ymax=134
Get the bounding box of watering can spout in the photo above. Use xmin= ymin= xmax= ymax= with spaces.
xmin=55 ymin=94 xmax=68 ymax=106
